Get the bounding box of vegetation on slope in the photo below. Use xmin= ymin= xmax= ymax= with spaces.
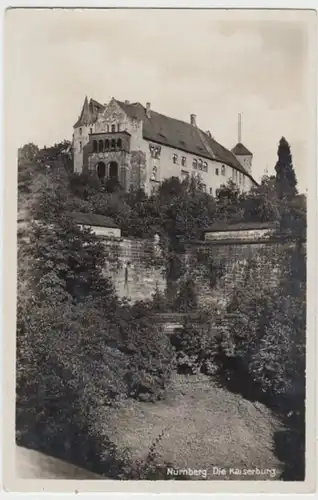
xmin=16 ymin=137 xmax=306 ymax=480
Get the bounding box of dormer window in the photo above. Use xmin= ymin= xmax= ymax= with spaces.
xmin=173 ymin=154 xmax=178 ymax=164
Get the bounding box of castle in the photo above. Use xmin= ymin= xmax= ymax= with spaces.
xmin=72 ymin=97 xmax=257 ymax=196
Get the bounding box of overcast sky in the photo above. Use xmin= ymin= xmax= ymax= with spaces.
xmin=6 ymin=8 xmax=315 ymax=192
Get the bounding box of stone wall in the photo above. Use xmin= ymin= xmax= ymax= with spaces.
xmin=102 ymin=237 xmax=165 ymax=302
xmin=101 ymin=231 xmax=305 ymax=308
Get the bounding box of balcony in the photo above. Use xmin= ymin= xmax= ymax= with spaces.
xmin=90 ymin=131 xmax=131 ymax=154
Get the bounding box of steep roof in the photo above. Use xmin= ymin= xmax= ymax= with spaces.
xmin=116 ymin=100 xmax=256 ymax=181
xmin=231 ymin=142 xmax=253 ymax=156
xmin=73 ymin=98 xmax=105 ymax=127
xmin=74 ymin=96 xmax=256 ymax=183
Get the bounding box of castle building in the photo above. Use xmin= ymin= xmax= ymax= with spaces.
xmin=72 ymin=97 xmax=257 ymax=196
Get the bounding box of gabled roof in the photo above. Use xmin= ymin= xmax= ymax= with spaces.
xmin=73 ymin=98 xmax=105 ymax=127
xmin=231 ymin=142 xmax=253 ymax=156
xmin=116 ymin=100 xmax=256 ymax=181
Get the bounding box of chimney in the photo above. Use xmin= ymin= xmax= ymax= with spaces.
xmin=146 ymin=102 xmax=151 ymax=118
xmin=125 ymin=100 xmax=130 ymax=104
xmin=190 ymin=114 xmax=197 ymax=126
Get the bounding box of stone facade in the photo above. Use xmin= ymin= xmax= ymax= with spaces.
xmin=73 ymin=97 xmax=256 ymax=196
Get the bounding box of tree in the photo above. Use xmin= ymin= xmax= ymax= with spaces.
xmin=275 ymin=137 xmax=298 ymax=199
xmin=215 ymin=180 xmax=244 ymax=222
xmin=18 ymin=143 xmax=39 ymax=162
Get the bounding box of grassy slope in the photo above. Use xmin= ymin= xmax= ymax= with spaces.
xmin=102 ymin=373 xmax=283 ymax=480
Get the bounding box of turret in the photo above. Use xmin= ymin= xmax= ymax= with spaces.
xmin=231 ymin=113 xmax=253 ymax=174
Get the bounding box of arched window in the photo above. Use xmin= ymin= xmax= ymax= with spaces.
xmin=105 ymin=139 xmax=110 ymax=150
xmin=111 ymin=124 xmax=116 ymax=133
xmin=111 ymin=139 xmax=116 ymax=150
xmin=106 ymin=124 xmax=110 ymax=133
xmin=117 ymin=138 xmax=122 ymax=149
xmin=93 ymin=140 xmax=98 ymax=152
xmin=98 ymin=140 xmax=103 ymax=152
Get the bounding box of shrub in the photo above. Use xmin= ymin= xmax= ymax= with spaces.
xmin=170 ymin=314 xmax=220 ymax=375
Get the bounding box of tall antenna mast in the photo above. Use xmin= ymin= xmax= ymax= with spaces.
xmin=238 ymin=113 xmax=242 ymax=143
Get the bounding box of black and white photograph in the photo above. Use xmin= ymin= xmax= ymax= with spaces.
xmin=3 ymin=6 xmax=316 ymax=493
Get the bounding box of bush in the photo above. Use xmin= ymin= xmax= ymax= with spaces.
xmin=170 ymin=314 xmax=220 ymax=375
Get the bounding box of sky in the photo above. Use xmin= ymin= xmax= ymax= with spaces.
xmin=6 ymin=8 xmax=316 ymax=193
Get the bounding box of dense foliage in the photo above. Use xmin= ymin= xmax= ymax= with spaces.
xmin=17 ymin=138 xmax=306 ymax=479
xmin=275 ymin=137 xmax=298 ymax=199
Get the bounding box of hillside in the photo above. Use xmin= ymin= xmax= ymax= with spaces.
xmin=101 ymin=373 xmax=283 ymax=480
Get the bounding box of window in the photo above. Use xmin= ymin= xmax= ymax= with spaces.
xmin=152 ymin=165 xmax=158 ymax=181
xmin=93 ymin=140 xmax=98 ymax=152
xmin=202 ymin=184 xmax=207 ymax=192
xmin=203 ymin=161 xmax=208 ymax=172
xmin=111 ymin=124 xmax=116 ymax=132
xmin=79 ymin=127 xmax=82 ymax=135
xmin=209 ymin=187 xmax=213 ymax=195
xmin=117 ymin=124 xmax=121 ymax=132
xmin=181 ymin=156 xmax=187 ymax=166
xmin=79 ymin=141 xmax=82 ymax=152
xmin=106 ymin=124 xmax=110 ymax=133
xmin=232 ymin=168 xmax=235 ymax=180
xmin=111 ymin=139 xmax=116 ymax=150
xmin=215 ymin=167 xmax=219 ymax=176
xmin=198 ymin=159 xmax=203 ymax=170
xmin=216 ymin=188 xmax=221 ymax=197
xmin=181 ymin=170 xmax=189 ymax=180
xmin=90 ymin=128 xmax=93 ymax=134
xmin=105 ymin=139 xmax=110 ymax=150
xmin=98 ymin=140 xmax=103 ymax=152
xmin=173 ymin=153 xmax=178 ymax=164
xmin=221 ymin=165 xmax=226 ymax=176
xmin=117 ymin=138 xmax=122 ymax=149
xmin=193 ymin=159 xmax=198 ymax=169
